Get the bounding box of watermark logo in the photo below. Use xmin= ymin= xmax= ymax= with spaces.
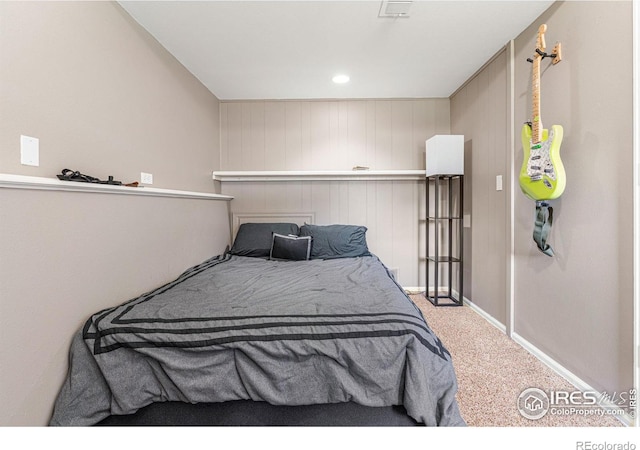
xmin=517 ymin=387 xmax=550 ymax=420
xmin=576 ymin=442 xmax=636 ymax=450
xmin=517 ymin=387 xmax=636 ymax=420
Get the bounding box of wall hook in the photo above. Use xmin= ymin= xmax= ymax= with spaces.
xmin=527 ymin=43 xmax=562 ymax=65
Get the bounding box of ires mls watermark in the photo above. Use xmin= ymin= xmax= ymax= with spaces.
xmin=517 ymin=387 xmax=637 ymax=420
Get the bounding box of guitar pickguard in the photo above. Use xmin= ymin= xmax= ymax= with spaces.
xmin=526 ymin=128 xmax=557 ymax=181
xmin=519 ymin=123 xmax=566 ymax=201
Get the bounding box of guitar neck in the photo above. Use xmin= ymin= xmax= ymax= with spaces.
xmin=531 ymin=56 xmax=542 ymax=144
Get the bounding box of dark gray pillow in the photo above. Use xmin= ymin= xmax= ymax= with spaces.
xmin=270 ymin=233 xmax=312 ymax=261
xmin=299 ymin=224 xmax=370 ymax=259
xmin=230 ymin=223 xmax=300 ymax=257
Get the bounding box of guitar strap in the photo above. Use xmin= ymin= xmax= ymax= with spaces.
xmin=533 ymin=201 xmax=554 ymax=257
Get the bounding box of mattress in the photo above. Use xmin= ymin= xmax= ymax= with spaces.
xmin=49 ymin=253 xmax=465 ymax=426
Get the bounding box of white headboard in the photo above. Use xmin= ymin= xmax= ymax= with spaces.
xmin=231 ymin=212 xmax=315 ymax=241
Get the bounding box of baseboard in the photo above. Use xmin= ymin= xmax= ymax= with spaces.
xmin=404 ymin=286 xmax=507 ymax=333
xmin=403 ymin=285 xmax=633 ymax=426
xmin=511 ymin=333 xmax=634 ymax=427
xmin=461 ymin=297 xmax=507 ymax=334
xmin=402 ymin=286 xmax=425 ymax=295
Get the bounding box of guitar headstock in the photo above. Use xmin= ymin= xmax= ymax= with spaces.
xmin=536 ymin=24 xmax=547 ymax=53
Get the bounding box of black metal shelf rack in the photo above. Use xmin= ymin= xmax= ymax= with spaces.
xmin=425 ymin=174 xmax=464 ymax=307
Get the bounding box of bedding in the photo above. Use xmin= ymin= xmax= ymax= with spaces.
xmin=300 ymin=223 xmax=371 ymax=259
xmin=269 ymin=233 xmax=312 ymax=261
xmin=49 ymin=253 xmax=464 ymax=427
xmin=230 ymin=222 xmax=300 ymax=257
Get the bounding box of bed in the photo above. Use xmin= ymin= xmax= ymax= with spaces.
xmin=49 ymin=221 xmax=465 ymax=426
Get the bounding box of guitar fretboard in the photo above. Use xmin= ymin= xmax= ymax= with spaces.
xmin=530 ymin=24 xmax=546 ymax=145
xmin=531 ymin=53 xmax=542 ymax=144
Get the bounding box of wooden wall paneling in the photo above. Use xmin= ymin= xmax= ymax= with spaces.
xmin=221 ymin=99 xmax=449 ymax=173
xmin=310 ymin=102 xmax=331 ymax=170
xmin=222 ymin=179 xmax=423 ymax=286
xmin=219 ymin=98 xmax=451 ymax=285
xmin=450 ymin=48 xmax=509 ymax=321
xmin=374 ymin=101 xmax=393 ymax=169
xmin=308 ymin=181 xmax=330 ymax=223
xmin=299 ymin=102 xmax=312 ymax=170
xmin=221 ymin=102 xmax=229 ymax=170
xmin=263 ymin=182 xmax=286 ymax=211
xmin=232 ymin=182 xmax=261 ymax=212
xmin=365 ymin=101 xmax=377 ymax=169
xmin=391 ymin=101 xmax=413 ymax=170
xmin=300 ymin=181 xmax=313 ymax=218
xmin=410 ymin=180 xmax=423 ymax=286
xmin=489 ymin=51 xmax=508 ymax=324
xmin=224 ymin=102 xmax=243 ymax=170
xmin=330 ymin=101 xmax=347 ymax=169
xmin=364 ymin=180 xmax=379 ymax=262
xmin=412 ymin=100 xmax=430 ymax=169
xmin=374 ymin=181 xmax=395 ymax=272
xmin=285 ymin=102 xmax=302 ymax=170
xmin=347 ymin=101 xmax=368 ymax=169
xmin=336 ymin=182 xmax=350 ymax=223
xmin=240 ymin=102 xmax=252 ymax=169
xmin=391 ymin=181 xmax=417 ymax=285
xmin=417 ymin=179 xmax=427 ymax=288
xmin=347 ymin=181 xmax=368 ymax=229
xmin=248 ymin=102 xmax=266 ymax=170
xmin=265 ymin=102 xmax=286 ymax=170
xmin=475 ymin=65 xmax=494 ymax=313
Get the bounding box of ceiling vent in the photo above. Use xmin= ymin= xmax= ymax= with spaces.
xmin=378 ymin=1 xmax=412 ymax=18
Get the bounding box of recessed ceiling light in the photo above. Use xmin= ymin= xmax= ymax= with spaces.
xmin=332 ymin=74 xmax=350 ymax=84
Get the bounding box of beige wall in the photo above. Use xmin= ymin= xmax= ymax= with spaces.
xmin=0 ymin=191 xmax=231 ymax=426
xmin=450 ymin=49 xmax=510 ymax=324
xmin=219 ymin=99 xmax=451 ymax=287
xmin=0 ymin=1 xmax=230 ymax=425
xmin=513 ymin=1 xmax=633 ymax=397
xmin=0 ymin=1 xmax=220 ymax=193
xmin=451 ymin=0 xmax=634 ymax=400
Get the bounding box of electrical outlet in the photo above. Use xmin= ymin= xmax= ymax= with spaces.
xmin=141 ymin=172 xmax=153 ymax=184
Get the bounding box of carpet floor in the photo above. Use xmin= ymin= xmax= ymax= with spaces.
xmin=410 ymin=294 xmax=624 ymax=427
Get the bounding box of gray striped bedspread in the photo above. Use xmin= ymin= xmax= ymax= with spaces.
xmin=49 ymin=254 xmax=465 ymax=426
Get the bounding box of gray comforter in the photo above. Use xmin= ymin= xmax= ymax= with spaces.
xmin=49 ymin=254 xmax=465 ymax=426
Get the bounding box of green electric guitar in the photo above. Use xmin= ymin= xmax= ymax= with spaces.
xmin=520 ymin=24 xmax=566 ymax=201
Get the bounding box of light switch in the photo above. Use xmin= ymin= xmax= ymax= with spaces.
xmin=20 ymin=135 xmax=39 ymax=166
xmin=463 ymin=214 xmax=471 ymax=228
xmin=496 ymin=175 xmax=503 ymax=191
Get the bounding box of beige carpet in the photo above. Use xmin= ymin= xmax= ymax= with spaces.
xmin=409 ymin=294 xmax=624 ymax=427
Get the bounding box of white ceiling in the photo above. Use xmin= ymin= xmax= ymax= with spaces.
xmin=118 ymin=0 xmax=553 ymax=100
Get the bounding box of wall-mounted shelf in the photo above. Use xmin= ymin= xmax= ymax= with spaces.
xmin=212 ymin=170 xmax=426 ymax=182
xmin=0 ymin=174 xmax=234 ymax=201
